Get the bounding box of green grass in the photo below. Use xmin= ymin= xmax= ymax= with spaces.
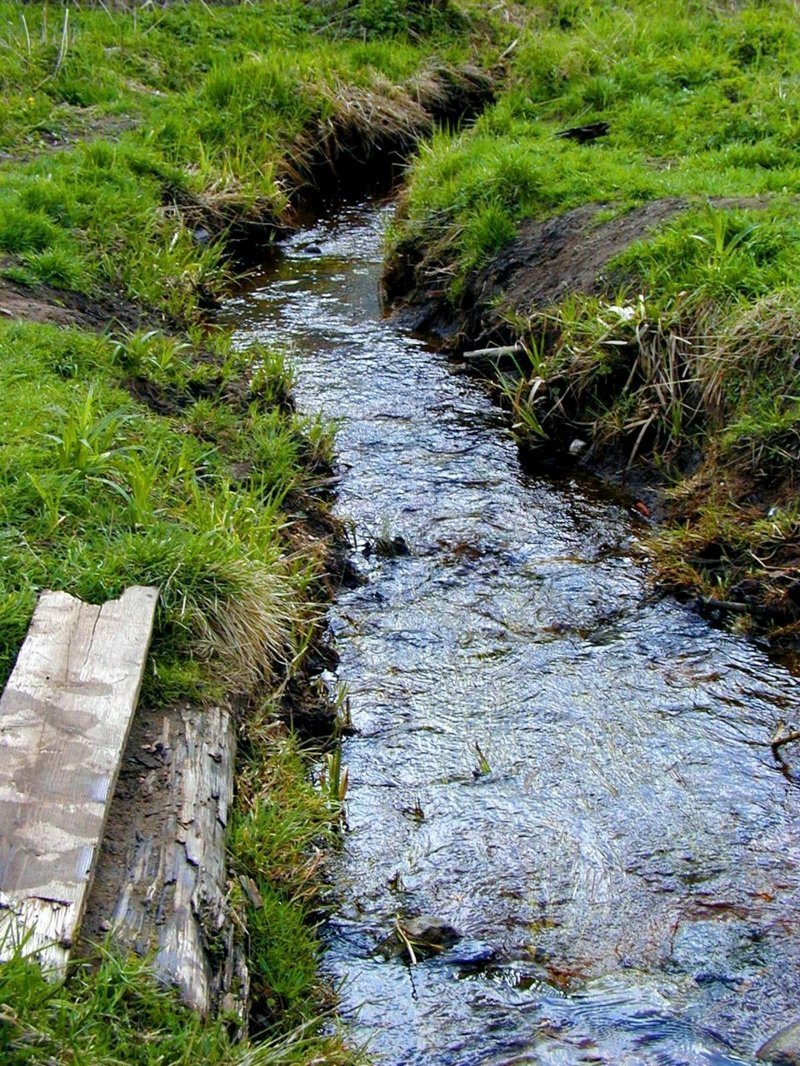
xmin=0 ymin=0 xmax=487 ymax=318
xmin=394 ymin=0 xmax=800 ymax=290
xmin=0 ymin=950 xmax=243 ymax=1065
xmin=0 ymin=319 xmax=323 ymax=698
xmin=229 ymin=720 xmax=348 ymax=1034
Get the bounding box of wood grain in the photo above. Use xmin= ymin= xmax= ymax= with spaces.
xmin=0 ymin=586 xmax=159 ymax=973
xmin=83 ymin=703 xmax=246 ymax=1016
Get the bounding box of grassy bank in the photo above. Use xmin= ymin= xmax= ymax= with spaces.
xmin=0 ymin=1 xmax=498 ymax=1062
xmin=0 ymin=0 xmax=492 ymax=314
xmin=388 ymin=0 xmax=800 ymax=652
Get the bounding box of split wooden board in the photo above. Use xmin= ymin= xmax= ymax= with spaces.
xmin=0 ymin=586 xmax=159 ymax=974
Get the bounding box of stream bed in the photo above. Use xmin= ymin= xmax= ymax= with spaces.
xmin=223 ymin=202 xmax=800 ymax=1065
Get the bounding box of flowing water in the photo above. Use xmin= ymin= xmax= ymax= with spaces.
xmin=223 ymin=202 xmax=800 ymax=1065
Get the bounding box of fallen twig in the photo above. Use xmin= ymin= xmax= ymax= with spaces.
xmin=699 ymin=597 xmax=751 ymax=615
xmin=462 ymin=342 xmax=524 ymax=363
xmin=771 ymin=729 xmax=800 ymax=754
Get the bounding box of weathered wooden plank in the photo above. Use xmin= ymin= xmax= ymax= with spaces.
xmin=0 ymin=586 xmax=159 ymax=973
xmin=82 ymin=702 xmax=245 ymax=1017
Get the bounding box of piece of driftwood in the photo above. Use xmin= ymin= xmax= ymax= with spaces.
xmin=699 ymin=596 xmax=751 ymax=615
xmin=462 ymin=342 xmax=524 ymax=364
xmin=698 ymin=596 xmax=780 ymax=619
xmin=771 ymin=728 xmax=800 ymax=754
xmin=0 ymin=586 xmax=159 ymax=973
xmin=82 ymin=703 xmax=246 ymax=1017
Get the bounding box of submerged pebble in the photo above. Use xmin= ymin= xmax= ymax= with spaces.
xmin=758 ymin=1021 xmax=800 ymax=1064
xmin=378 ymin=915 xmax=461 ymax=962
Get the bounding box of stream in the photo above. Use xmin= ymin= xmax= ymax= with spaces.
xmin=223 ymin=201 xmax=800 ymax=1065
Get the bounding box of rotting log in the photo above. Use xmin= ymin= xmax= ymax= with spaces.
xmin=82 ymin=702 xmax=247 ymax=1018
xmin=0 ymin=586 xmax=159 ymax=974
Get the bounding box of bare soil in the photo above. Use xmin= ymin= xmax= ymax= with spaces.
xmin=387 ymin=194 xmax=776 ymax=345
xmin=0 ymin=274 xmax=149 ymax=332
xmin=0 ymin=112 xmax=138 ymax=166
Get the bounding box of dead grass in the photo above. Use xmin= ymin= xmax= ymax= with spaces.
xmin=187 ymin=557 xmax=297 ymax=691
xmin=284 ymin=64 xmax=493 ymax=191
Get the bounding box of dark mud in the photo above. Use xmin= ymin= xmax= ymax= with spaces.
xmin=386 ymin=195 xmax=778 ymax=347
xmin=222 ymin=202 xmax=800 ymax=1066
xmin=0 ymin=274 xmax=147 ymax=333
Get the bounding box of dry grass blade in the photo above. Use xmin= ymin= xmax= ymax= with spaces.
xmin=188 ymin=557 xmax=297 ymax=689
xmin=283 ymin=64 xmax=493 ymax=189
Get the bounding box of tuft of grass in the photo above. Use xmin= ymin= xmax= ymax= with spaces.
xmin=0 ymin=942 xmax=355 ymax=1066
xmin=229 ymin=711 xmax=346 ymax=1036
xmin=0 ymin=947 xmax=238 ymax=1066
xmin=320 ymin=0 xmax=469 ymax=41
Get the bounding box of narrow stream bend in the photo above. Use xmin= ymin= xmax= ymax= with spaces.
xmin=224 ymin=203 xmax=800 ymax=1066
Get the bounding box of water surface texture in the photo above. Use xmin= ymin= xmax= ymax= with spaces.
xmin=224 ymin=203 xmax=800 ymax=1065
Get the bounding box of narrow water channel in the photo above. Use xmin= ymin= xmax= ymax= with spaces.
xmin=223 ymin=202 xmax=800 ymax=1066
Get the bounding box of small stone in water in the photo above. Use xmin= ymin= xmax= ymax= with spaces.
xmin=364 ymin=535 xmax=410 ymax=559
xmin=378 ymin=914 xmax=461 ymax=962
xmin=757 ymin=1020 xmax=800 ymax=1063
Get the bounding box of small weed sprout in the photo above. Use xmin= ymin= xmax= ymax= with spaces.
xmin=122 ymin=450 xmax=162 ymax=528
xmin=393 ymin=918 xmax=418 ymax=966
xmin=472 ymin=740 xmax=491 ymax=777
xmin=44 ymin=389 xmax=135 ymax=477
xmin=27 ymin=470 xmax=77 ymax=533
xmin=319 ymin=741 xmax=349 ymax=816
xmin=333 ymin=680 xmax=353 ymax=733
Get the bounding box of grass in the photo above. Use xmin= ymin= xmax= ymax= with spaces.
xmin=0 ymin=944 xmax=354 ymax=1066
xmin=393 ymin=0 xmax=800 ymax=289
xmin=388 ymin=0 xmax=800 ymax=647
xmin=0 ymin=0 xmax=492 ymax=319
xmin=0 ymin=319 xmax=322 ymax=699
xmin=229 ymin=715 xmax=348 ymax=1034
xmin=0 ymin=0 xmax=499 ymax=1061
